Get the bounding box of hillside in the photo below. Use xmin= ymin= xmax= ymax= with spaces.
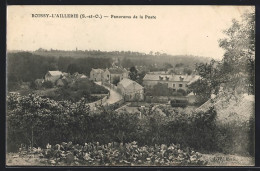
xmin=29 ymin=49 xmax=212 ymax=68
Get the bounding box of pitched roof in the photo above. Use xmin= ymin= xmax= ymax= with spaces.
xmin=48 ymin=71 xmax=62 ymax=76
xmin=143 ymin=74 xmax=200 ymax=82
xmin=118 ymin=78 xmax=143 ymax=91
xmin=92 ymin=69 xmax=104 ymax=73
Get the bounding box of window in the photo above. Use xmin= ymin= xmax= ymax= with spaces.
xmin=173 ymin=84 xmax=175 ymax=87
xmin=179 ymin=84 xmax=183 ymax=87
xmin=186 ymin=84 xmax=188 ymax=87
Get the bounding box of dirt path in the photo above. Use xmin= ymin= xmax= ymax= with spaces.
xmin=95 ymin=82 xmax=123 ymax=105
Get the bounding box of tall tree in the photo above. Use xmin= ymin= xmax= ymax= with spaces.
xmin=129 ymin=66 xmax=138 ymax=81
xmin=190 ymin=10 xmax=255 ymax=105
xmin=218 ymin=10 xmax=255 ymax=94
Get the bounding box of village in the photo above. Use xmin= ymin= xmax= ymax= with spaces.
xmin=30 ymin=58 xmax=202 ymax=115
xmin=6 ymin=6 xmax=255 ymax=166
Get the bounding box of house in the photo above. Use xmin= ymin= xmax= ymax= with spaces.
xmin=143 ymin=73 xmax=200 ymax=92
xmin=90 ymin=69 xmax=104 ymax=82
xmin=102 ymin=68 xmax=129 ymax=84
xmin=117 ymin=78 xmax=144 ymax=102
xmin=45 ymin=71 xmax=63 ymax=83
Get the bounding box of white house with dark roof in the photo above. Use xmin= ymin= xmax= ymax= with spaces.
xmin=143 ymin=73 xmax=200 ymax=91
xmin=45 ymin=71 xmax=63 ymax=83
xmin=117 ymin=78 xmax=144 ymax=101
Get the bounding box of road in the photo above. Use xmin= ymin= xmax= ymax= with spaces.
xmin=95 ymin=82 xmax=123 ymax=105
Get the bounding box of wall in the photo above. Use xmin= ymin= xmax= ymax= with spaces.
xmin=145 ymin=96 xmax=188 ymax=103
xmin=88 ymin=95 xmax=108 ymax=111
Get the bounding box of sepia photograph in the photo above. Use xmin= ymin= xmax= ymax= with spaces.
xmin=6 ymin=5 xmax=255 ymax=166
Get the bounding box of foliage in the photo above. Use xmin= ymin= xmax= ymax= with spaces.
xmin=19 ymin=141 xmax=206 ymax=166
xmin=51 ymin=79 xmax=108 ymax=102
xmin=190 ymin=10 xmax=255 ymax=104
xmin=42 ymin=81 xmax=54 ymax=88
xmin=7 ymin=93 xmax=254 ymax=156
xmin=189 ymin=79 xmax=212 ymax=105
xmin=177 ymin=89 xmax=187 ymax=96
xmin=170 ymin=99 xmax=188 ymax=108
xmin=183 ymin=68 xmax=193 ymax=75
xmin=112 ymin=76 xmax=120 ymax=86
xmin=163 ymin=63 xmax=173 ymax=71
xmin=67 ymin=63 xmax=81 ymax=75
xmin=129 ymin=66 xmax=138 ymax=81
xmin=7 ymin=52 xmax=112 ymax=91
xmin=30 ymin=81 xmax=37 ymax=90
xmin=147 ymin=83 xmax=170 ymax=96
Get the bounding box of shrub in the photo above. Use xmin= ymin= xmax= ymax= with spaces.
xmin=177 ymin=89 xmax=187 ymax=96
xmin=6 ymin=93 xmax=254 ymax=157
xmin=42 ymin=81 xmax=54 ymax=88
xmin=170 ymin=99 xmax=188 ymax=108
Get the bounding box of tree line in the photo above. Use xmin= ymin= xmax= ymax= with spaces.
xmin=7 ymin=52 xmax=112 ymax=90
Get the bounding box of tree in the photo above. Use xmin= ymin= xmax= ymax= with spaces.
xmin=190 ymin=10 xmax=255 ymax=105
xmin=163 ymin=63 xmax=173 ymax=71
xmin=112 ymin=76 xmax=120 ymax=86
xmin=151 ymin=83 xmax=170 ymax=96
xmin=218 ymin=10 xmax=255 ymax=94
xmin=183 ymin=68 xmax=193 ymax=75
xmin=129 ymin=66 xmax=138 ymax=81
xmin=67 ymin=63 xmax=80 ymax=75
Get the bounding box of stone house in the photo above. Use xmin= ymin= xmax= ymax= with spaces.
xmin=89 ymin=69 xmax=104 ymax=82
xmin=102 ymin=68 xmax=129 ymax=84
xmin=117 ymin=78 xmax=144 ymax=102
xmin=143 ymin=73 xmax=200 ymax=92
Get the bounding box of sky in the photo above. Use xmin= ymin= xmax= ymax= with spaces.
xmin=7 ymin=5 xmax=254 ymax=60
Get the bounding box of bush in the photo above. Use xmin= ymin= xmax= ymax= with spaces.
xmin=177 ymin=89 xmax=187 ymax=96
xmin=42 ymin=81 xmax=54 ymax=88
xmin=6 ymin=94 xmax=254 ymax=157
xmin=170 ymin=99 xmax=188 ymax=108
xmin=172 ymin=92 xmax=183 ymax=97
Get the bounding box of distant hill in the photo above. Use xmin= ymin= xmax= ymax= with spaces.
xmin=30 ymin=49 xmax=212 ymax=69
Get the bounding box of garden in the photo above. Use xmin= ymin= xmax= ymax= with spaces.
xmin=6 ymin=93 xmax=254 ymax=166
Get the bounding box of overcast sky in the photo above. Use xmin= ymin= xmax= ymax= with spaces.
xmin=7 ymin=5 xmax=254 ymax=60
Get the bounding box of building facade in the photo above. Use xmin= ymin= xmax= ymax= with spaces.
xmin=90 ymin=69 xmax=104 ymax=82
xmin=117 ymin=78 xmax=144 ymax=102
xmin=102 ymin=68 xmax=129 ymax=84
xmin=143 ymin=73 xmax=200 ymax=92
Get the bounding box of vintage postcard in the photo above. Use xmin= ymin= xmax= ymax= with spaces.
xmin=6 ymin=5 xmax=255 ymax=166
